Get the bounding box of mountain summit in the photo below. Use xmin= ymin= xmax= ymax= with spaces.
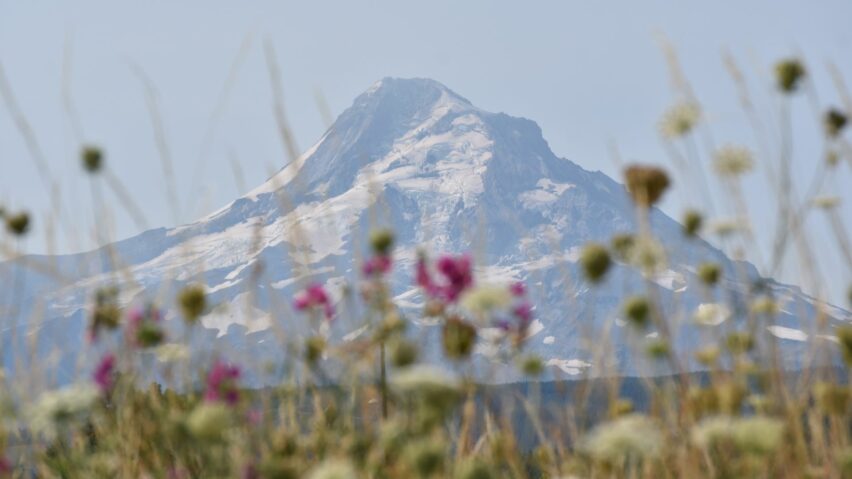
xmin=2 ymin=78 xmax=848 ymax=383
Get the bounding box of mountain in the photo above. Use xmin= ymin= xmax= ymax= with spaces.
xmin=1 ymin=77 xmax=849 ymax=384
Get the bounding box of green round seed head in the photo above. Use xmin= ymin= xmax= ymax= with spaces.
xmin=580 ymin=242 xmax=612 ymax=284
xmin=775 ymin=58 xmax=806 ymax=93
xmin=81 ymin=145 xmax=104 ymax=173
xmin=697 ymin=262 xmax=721 ymax=286
xmin=683 ymin=210 xmax=703 ymax=237
xmin=5 ymin=211 xmax=30 ymax=236
xmin=623 ymin=295 xmax=650 ymax=328
xmin=369 ymin=228 xmax=395 ymax=255
xmin=824 ymin=108 xmax=848 ymax=138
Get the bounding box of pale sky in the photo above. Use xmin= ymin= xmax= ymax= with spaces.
xmin=0 ymin=0 xmax=850 ymax=305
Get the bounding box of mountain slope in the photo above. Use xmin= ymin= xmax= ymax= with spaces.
xmin=1 ymin=77 xmax=848 ymax=384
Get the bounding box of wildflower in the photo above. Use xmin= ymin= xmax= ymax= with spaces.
xmin=825 ymin=108 xmax=848 ymax=137
xmin=362 ymin=254 xmax=392 ymax=276
xmin=391 ymin=365 xmax=460 ymax=398
xmin=709 ymin=218 xmax=745 ymax=237
xmin=4 ymin=211 xmax=30 ymax=236
xmin=89 ymin=287 xmax=121 ymax=341
xmin=732 ymin=416 xmax=785 ymax=455
xmin=726 ymin=331 xmax=754 ymax=354
xmin=645 ymin=338 xmax=670 ymax=359
xmin=520 ymin=355 xmax=544 ymax=376
xmin=369 ymin=228 xmax=395 ymax=255
xmin=609 ymin=398 xmax=635 ymax=418
xmin=580 ymin=242 xmax=611 ymax=283
xmin=835 ymin=326 xmax=852 ymax=365
xmin=442 ymin=316 xmax=477 ymax=359
xmin=750 ymin=296 xmax=780 ymax=315
xmin=582 ymin=414 xmax=663 ymax=463
xmin=622 ymin=295 xmax=650 ymax=328
xmin=178 ymin=284 xmax=207 ymax=323
xmin=306 ymin=458 xmax=357 ymax=479
xmin=714 ymin=145 xmax=754 ymax=177
xmin=294 ymin=283 xmax=335 ymax=321
xmin=0 ymin=456 xmax=10 ymax=476
xmin=811 ymin=195 xmax=841 ymax=210
xmin=155 ymin=343 xmax=190 ymax=362
xmin=390 ymin=339 xmax=418 ymax=367
xmin=610 ymin=233 xmax=635 ymax=261
xmin=509 ymin=281 xmax=526 ymax=297
xmin=775 ymin=59 xmax=806 ymax=93
xmin=623 ymin=165 xmax=671 ymax=206
xmin=93 ymin=353 xmax=116 ymax=393
xmin=693 ymin=415 xmax=783 ymax=455
xmin=659 ymin=102 xmax=701 ymax=139
xmin=81 ymin=145 xmax=104 ymax=173
xmin=204 ymin=360 xmax=241 ymax=405
xmin=461 ymin=284 xmax=512 ymax=315
xmin=682 ymin=210 xmax=703 ymax=237
xmin=187 ymin=403 xmax=232 ymax=441
xmin=626 ymin=237 xmax=667 ymax=274
xmin=416 ymin=253 xmax=474 ymax=303
xmin=126 ymin=304 xmax=165 ymax=348
xmin=693 ymin=303 xmax=730 ymax=327
xmin=694 ymin=346 xmax=720 ymax=366
xmin=827 ymin=150 xmax=840 ymax=167
xmin=697 ymin=262 xmax=721 ymax=285
xmin=26 ymin=384 xmax=100 ymax=437
xmin=512 ymin=301 xmax=533 ymax=326
xmin=305 ymin=336 xmax=326 ymax=364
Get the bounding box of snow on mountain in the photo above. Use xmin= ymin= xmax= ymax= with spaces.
xmin=1 ymin=77 xmax=849 ymax=385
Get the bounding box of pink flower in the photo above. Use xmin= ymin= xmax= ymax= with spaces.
xmin=204 ymin=360 xmax=241 ymax=405
xmin=93 ymin=353 xmax=116 ymax=393
xmin=293 ymin=283 xmax=334 ymax=320
xmin=416 ymin=253 xmax=474 ymax=303
xmin=362 ymin=254 xmax=393 ymax=276
xmin=513 ymin=301 xmax=533 ymax=326
xmin=0 ymin=456 xmax=11 ymax=476
xmin=510 ymin=281 xmax=526 ymax=297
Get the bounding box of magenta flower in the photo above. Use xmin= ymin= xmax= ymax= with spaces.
xmin=0 ymin=456 xmax=11 ymax=475
xmin=416 ymin=253 xmax=474 ymax=303
xmin=204 ymin=360 xmax=241 ymax=405
xmin=362 ymin=254 xmax=393 ymax=276
xmin=93 ymin=353 xmax=116 ymax=393
xmin=293 ymin=283 xmax=335 ymax=320
xmin=510 ymin=281 xmax=526 ymax=297
xmin=513 ymin=301 xmax=533 ymax=326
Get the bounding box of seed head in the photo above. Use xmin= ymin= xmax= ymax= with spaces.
xmin=714 ymin=145 xmax=754 ymax=177
xmin=697 ymin=262 xmax=721 ymax=286
xmin=81 ymin=145 xmax=104 ymax=173
xmin=580 ymin=242 xmax=611 ymax=284
xmin=623 ymin=295 xmax=650 ymax=328
xmin=624 ymin=165 xmax=671 ymax=207
xmin=775 ymin=58 xmax=806 ymax=93
xmin=659 ymin=102 xmax=701 ymax=139
xmin=390 ymin=339 xmax=418 ymax=367
xmin=5 ymin=211 xmax=30 ymax=236
xmin=824 ymin=108 xmax=848 ymax=138
xmin=178 ymin=284 xmax=207 ymax=323
xmin=442 ymin=317 xmax=477 ymax=360
xmin=682 ymin=209 xmax=703 ymax=237
xmin=369 ymin=228 xmax=395 ymax=255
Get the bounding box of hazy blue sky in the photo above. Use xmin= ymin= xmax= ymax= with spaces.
xmin=1 ymin=1 xmax=850 ymax=305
